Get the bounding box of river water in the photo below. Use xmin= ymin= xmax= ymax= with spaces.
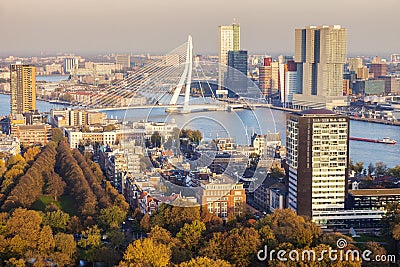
xmin=0 ymin=94 xmax=398 ymax=167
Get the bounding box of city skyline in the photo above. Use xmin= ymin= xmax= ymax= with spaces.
xmin=0 ymin=0 xmax=398 ymax=56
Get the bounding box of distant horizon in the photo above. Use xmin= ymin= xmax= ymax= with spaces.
xmin=0 ymin=51 xmax=395 ymax=60
xmin=0 ymin=0 xmax=398 ymax=57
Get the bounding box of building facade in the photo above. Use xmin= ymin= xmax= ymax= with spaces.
xmin=200 ymin=182 xmax=246 ymax=218
xmin=287 ymin=109 xmax=349 ymax=219
xmin=293 ymin=25 xmax=348 ymax=109
xmin=218 ymin=23 xmax=240 ymax=91
xmin=369 ymin=63 xmax=387 ymax=78
xmin=226 ymin=50 xmax=248 ymax=94
xmin=347 ymin=189 xmax=400 ymax=211
xmin=11 ymin=124 xmax=52 ymax=146
xmin=10 ymin=63 xmax=36 ymax=115
xmin=115 ymin=54 xmax=131 ymax=69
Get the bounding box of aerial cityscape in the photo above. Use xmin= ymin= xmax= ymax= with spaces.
xmin=0 ymin=1 xmax=399 ymax=266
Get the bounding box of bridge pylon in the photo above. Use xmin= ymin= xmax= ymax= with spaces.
xmin=168 ymin=35 xmax=193 ymax=113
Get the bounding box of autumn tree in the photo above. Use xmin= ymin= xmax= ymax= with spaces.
xmin=51 ymin=128 xmax=65 ymax=144
xmin=41 ymin=210 xmax=71 ymax=233
xmin=393 ymin=223 xmax=400 ymax=240
xmin=178 ymin=257 xmax=232 ymax=267
xmin=176 ymin=220 xmax=206 ymax=252
xmin=23 ymin=146 xmax=41 ymax=163
xmin=147 ymin=225 xmax=175 ymax=246
xmin=67 ymin=216 xmax=83 ymax=234
xmin=140 ymin=213 xmax=151 ymax=233
xmin=351 ymin=161 xmax=364 ymax=174
xmin=98 ymin=205 xmax=127 ymax=230
xmin=56 ymin=142 xmax=97 ymax=218
xmin=382 ymin=201 xmax=400 ymax=234
xmin=44 ymin=172 xmax=66 ymax=201
xmin=53 ymin=233 xmax=77 ymax=266
xmin=120 ymin=238 xmax=171 ymax=267
xmin=375 ymin=161 xmax=388 ymax=176
xmin=388 ymin=165 xmax=400 ymax=178
xmin=200 ymin=206 xmax=223 ymax=233
xmin=262 ymin=208 xmax=321 ymax=248
xmin=0 ymin=155 xmax=27 ymax=201
xmin=151 ymin=201 xmax=201 ymax=234
xmin=2 ymin=144 xmax=57 ymax=210
xmin=72 ymin=149 xmax=113 ymax=209
xmin=78 ymin=225 xmax=102 ymax=264
xmin=200 ymin=227 xmax=260 ymax=267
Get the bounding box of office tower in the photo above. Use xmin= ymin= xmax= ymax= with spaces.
xmin=264 ymin=57 xmax=272 ymax=67
xmin=115 ymin=54 xmax=131 ymax=69
xmin=293 ymin=25 xmax=348 ymax=110
xmin=276 ymin=56 xmax=297 ymax=107
xmin=286 ymin=109 xmax=349 ymax=219
xmin=343 ymin=79 xmax=351 ymax=96
xmin=218 ymin=22 xmax=240 ymax=91
xmin=356 ymin=66 xmax=369 ymax=80
xmin=64 ymin=58 xmax=78 ymax=74
xmin=283 ymin=60 xmax=298 ymax=106
xmin=259 ymin=57 xmax=272 ymax=96
xmin=379 ymin=76 xmax=400 ymax=95
xmin=227 ymin=50 xmax=248 ymax=94
xmin=369 ymin=63 xmax=387 ymax=79
xmin=371 ymin=56 xmax=382 ymax=64
xmin=271 ymin=62 xmax=280 ymax=94
xmin=348 ymin=57 xmax=363 ymax=72
xmin=10 ymin=63 xmax=36 ymax=115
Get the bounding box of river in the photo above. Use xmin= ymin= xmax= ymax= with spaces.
xmin=0 ymin=94 xmax=398 ymax=167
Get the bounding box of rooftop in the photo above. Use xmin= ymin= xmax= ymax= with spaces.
xmin=299 ymin=109 xmax=337 ymax=116
xmin=349 ymin=188 xmax=400 ymax=196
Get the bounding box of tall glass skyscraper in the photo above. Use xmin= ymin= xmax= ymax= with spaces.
xmin=227 ymin=50 xmax=248 ymax=94
xmin=293 ymin=25 xmax=348 ymax=110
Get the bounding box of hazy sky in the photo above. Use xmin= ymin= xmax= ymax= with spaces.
xmin=0 ymin=0 xmax=398 ymax=56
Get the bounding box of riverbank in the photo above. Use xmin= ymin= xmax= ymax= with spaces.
xmin=268 ymin=105 xmax=400 ymax=127
xmin=349 ymin=116 xmax=400 ymax=126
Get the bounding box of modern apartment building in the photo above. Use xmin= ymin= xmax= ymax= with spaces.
xmin=286 ymin=109 xmax=349 ymax=219
xmin=10 ymin=63 xmax=36 ymax=115
xmin=115 ymin=54 xmax=131 ymax=69
xmin=218 ymin=22 xmax=240 ymax=91
xmin=293 ymin=25 xmax=348 ymax=109
xmin=64 ymin=58 xmax=78 ymax=74
xmin=50 ymin=108 xmax=107 ymax=127
xmin=11 ymin=123 xmax=52 ymax=146
xmin=347 ymin=57 xmax=363 ymax=72
xmin=369 ymin=63 xmax=387 ymax=78
xmin=259 ymin=58 xmax=272 ymax=96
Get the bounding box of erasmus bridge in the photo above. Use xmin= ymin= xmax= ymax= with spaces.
xmin=83 ymin=36 xmax=266 ymax=113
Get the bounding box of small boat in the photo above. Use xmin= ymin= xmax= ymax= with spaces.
xmin=381 ymin=137 xmax=397 ymax=144
xmin=349 ymin=137 xmax=397 ymax=144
